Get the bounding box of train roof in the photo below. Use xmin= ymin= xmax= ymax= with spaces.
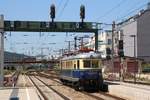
xmin=61 ymin=51 xmax=101 ymax=60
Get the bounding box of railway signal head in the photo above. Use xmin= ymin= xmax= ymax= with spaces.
xmin=118 ymin=40 xmax=124 ymax=57
xmin=80 ymin=5 xmax=85 ymax=20
xmin=118 ymin=40 xmax=123 ymax=50
xmin=106 ymin=48 xmax=111 ymax=55
xmin=106 ymin=47 xmax=111 ymax=59
xmin=50 ymin=4 xmax=55 ymax=19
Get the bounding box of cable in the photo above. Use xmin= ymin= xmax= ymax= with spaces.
xmin=115 ymin=3 xmax=148 ymax=22
xmin=57 ymin=0 xmax=64 ymax=12
xmin=100 ymin=1 xmax=149 ymax=30
xmin=115 ymin=0 xmax=146 ymax=21
xmin=96 ymin=0 xmax=126 ymax=21
xmin=58 ymin=0 xmax=70 ymax=18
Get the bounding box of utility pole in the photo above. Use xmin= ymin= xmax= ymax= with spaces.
xmin=74 ymin=36 xmax=77 ymax=50
xmin=74 ymin=35 xmax=90 ymax=51
xmin=65 ymin=41 xmax=73 ymax=53
xmin=0 ymin=32 xmax=4 ymax=87
xmin=118 ymin=31 xmax=125 ymax=82
xmin=50 ymin=4 xmax=55 ymax=23
xmin=130 ymin=35 xmax=136 ymax=83
xmin=133 ymin=35 xmax=136 ymax=84
xmin=59 ymin=49 xmax=64 ymax=56
xmin=68 ymin=41 xmax=71 ymax=52
xmin=40 ymin=47 xmax=43 ymax=70
xmin=95 ymin=31 xmax=98 ymax=52
xmin=112 ymin=21 xmax=115 ymax=80
xmin=80 ymin=37 xmax=84 ymax=49
xmin=0 ymin=15 xmax=4 ymax=87
xmin=60 ymin=49 xmax=64 ymax=56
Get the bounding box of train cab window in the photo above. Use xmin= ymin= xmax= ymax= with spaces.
xmin=83 ymin=60 xmax=91 ymax=68
xmin=74 ymin=64 xmax=76 ymax=69
xmin=77 ymin=60 xmax=80 ymax=69
xmin=92 ymin=60 xmax=99 ymax=68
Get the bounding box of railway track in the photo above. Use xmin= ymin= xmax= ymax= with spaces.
xmin=35 ymin=71 xmax=125 ymax=100
xmin=4 ymin=71 xmax=20 ymax=87
xmin=28 ymin=76 xmax=48 ymax=100
xmin=12 ymin=71 xmax=20 ymax=87
xmin=35 ymin=75 xmax=105 ymax=100
xmin=28 ymin=75 xmax=70 ymax=100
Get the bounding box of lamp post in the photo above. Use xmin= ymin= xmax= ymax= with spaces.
xmin=112 ymin=21 xmax=115 ymax=81
xmin=130 ymin=35 xmax=136 ymax=83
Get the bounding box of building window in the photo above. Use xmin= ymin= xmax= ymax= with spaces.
xmin=115 ymin=38 xmax=118 ymax=44
xmin=108 ymin=39 xmax=112 ymax=45
xmin=107 ymin=33 xmax=109 ymax=36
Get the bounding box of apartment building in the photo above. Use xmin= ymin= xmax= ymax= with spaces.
xmin=86 ymin=30 xmax=112 ymax=58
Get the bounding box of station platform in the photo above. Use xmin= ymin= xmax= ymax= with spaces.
xmin=106 ymin=80 xmax=150 ymax=100
xmin=0 ymin=74 xmax=40 ymax=100
xmin=0 ymin=87 xmax=40 ymax=100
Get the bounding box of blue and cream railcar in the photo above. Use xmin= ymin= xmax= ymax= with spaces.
xmin=59 ymin=52 xmax=104 ymax=90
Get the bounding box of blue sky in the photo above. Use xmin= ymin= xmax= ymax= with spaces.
xmin=0 ymin=0 xmax=149 ymax=56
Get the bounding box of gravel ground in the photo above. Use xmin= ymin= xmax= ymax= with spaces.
xmin=16 ymin=74 xmax=33 ymax=87
xmin=36 ymin=76 xmax=98 ymax=100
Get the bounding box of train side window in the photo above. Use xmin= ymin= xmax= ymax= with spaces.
xmin=83 ymin=60 xmax=91 ymax=68
xmin=77 ymin=60 xmax=80 ymax=69
xmin=92 ymin=60 xmax=99 ymax=68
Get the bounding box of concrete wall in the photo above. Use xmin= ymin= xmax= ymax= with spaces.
xmin=98 ymin=31 xmax=112 ymax=58
xmin=119 ymin=21 xmax=137 ymax=57
xmin=137 ymin=10 xmax=150 ymax=62
xmin=117 ymin=10 xmax=150 ymax=62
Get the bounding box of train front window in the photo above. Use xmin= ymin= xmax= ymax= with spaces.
xmin=83 ymin=60 xmax=91 ymax=68
xmin=92 ymin=60 xmax=99 ymax=68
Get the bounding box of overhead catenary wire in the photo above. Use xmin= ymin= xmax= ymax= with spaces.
xmin=115 ymin=2 xmax=148 ymax=22
xmin=95 ymin=0 xmax=128 ymax=31
xmin=96 ymin=0 xmax=126 ymax=22
xmin=58 ymin=0 xmax=70 ymax=18
xmin=100 ymin=1 xmax=149 ymax=30
xmin=115 ymin=0 xmax=147 ymax=21
xmin=57 ymin=0 xmax=64 ymax=12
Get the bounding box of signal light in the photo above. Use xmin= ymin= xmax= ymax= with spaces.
xmin=50 ymin=4 xmax=55 ymax=20
xmin=80 ymin=5 xmax=85 ymax=20
xmin=118 ymin=40 xmax=124 ymax=57
xmin=119 ymin=40 xmax=123 ymax=50
xmin=106 ymin=48 xmax=111 ymax=59
xmin=106 ymin=48 xmax=111 ymax=55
